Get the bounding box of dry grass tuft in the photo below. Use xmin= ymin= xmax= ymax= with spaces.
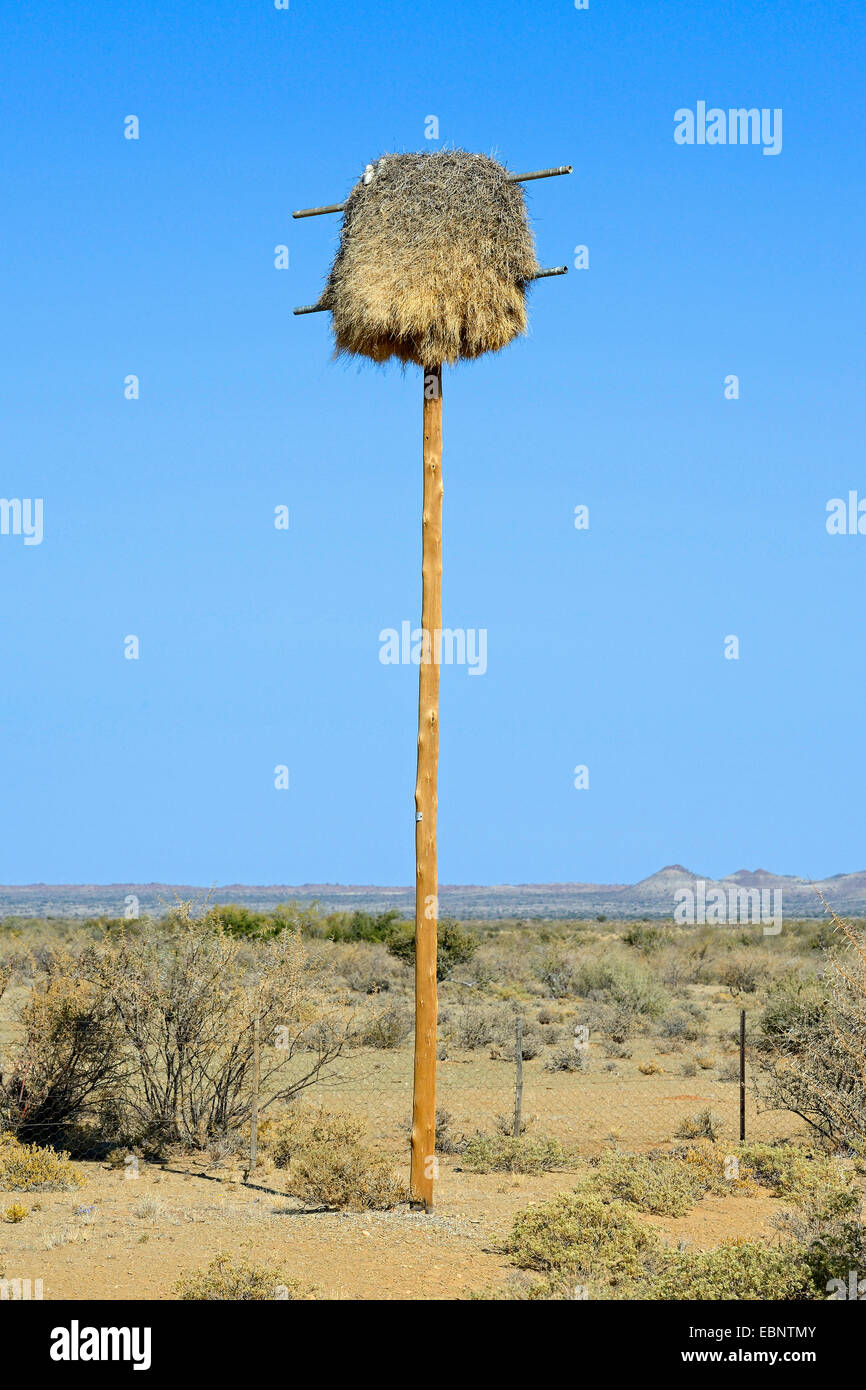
xmin=323 ymin=149 xmax=540 ymax=366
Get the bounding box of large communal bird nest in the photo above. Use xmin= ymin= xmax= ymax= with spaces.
xmin=322 ymin=149 xmax=541 ymax=367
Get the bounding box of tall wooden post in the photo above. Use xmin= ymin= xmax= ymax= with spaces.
xmin=410 ymin=364 xmax=442 ymax=1209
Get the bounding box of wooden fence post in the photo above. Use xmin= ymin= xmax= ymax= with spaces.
xmin=513 ymin=1017 xmax=524 ymax=1138
xmin=739 ymin=1008 xmax=746 ymax=1143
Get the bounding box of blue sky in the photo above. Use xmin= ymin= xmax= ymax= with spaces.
xmin=1 ymin=0 xmax=864 ymax=888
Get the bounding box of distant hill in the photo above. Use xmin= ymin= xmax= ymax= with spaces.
xmin=0 ymin=867 xmax=861 ymax=920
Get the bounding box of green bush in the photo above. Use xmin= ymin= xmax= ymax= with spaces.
xmin=758 ymin=974 xmax=827 ymax=1048
xmin=506 ymin=1191 xmax=658 ymax=1289
xmin=322 ymin=909 xmax=405 ymax=944
xmin=386 ymin=917 xmax=477 ymax=979
xmin=623 ymin=925 xmax=670 ymax=954
xmin=737 ymin=1143 xmax=829 ymax=1198
xmin=262 ymin=1106 xmax=407 ymax=1211
xmin=460 ymin=1132 xmax=573 ymax=1175
xmin=776 ymin=1187 xmax=866 ymax=1293
xmin=650 ymin=1239 xmax=811 ymax=1301
xmin=574 ymin=954 xmax=669 ymax=1020
xmin=209 ymin=905 xmax=278 ymax=939
xmin=591 ymin=1149 xmax=703 ymax=1217
xmin=536 ymin=952 xmax=577 ymax=998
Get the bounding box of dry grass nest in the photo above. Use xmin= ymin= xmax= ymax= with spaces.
xmin=322 ymin=149 xmax=541 ymax=367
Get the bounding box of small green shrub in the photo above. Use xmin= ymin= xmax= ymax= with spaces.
xmin=574 ymin=955 xmax=669 ymax=1020
xmin=591 ymin=1149 xmax=703 ymax=1217
xmin=738 ymin=1143 xmax=849 ymax=1202
xmin=323 ymin=909 xmax=406 ymax=944
xmin=460 ymin=1132 xmax=573 ymax=1175
xmin=650 ymin=1239 xmax=811 ymax=1301
xmin=506 ymin=1191 xmax=658 ymax=1290
xmin=386 ymin=917 xmax=477 ymax=979
xmin=262 ymin=1106 xmax=407 ymax=1210
xmin=623 ymin=925 xmax=670 ymax=953
xmin=778 ymin=1190 xmax=866 ymax=1292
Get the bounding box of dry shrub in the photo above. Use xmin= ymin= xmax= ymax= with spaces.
xmin=173 ymin=1253 xmax=310 ymax=1301
xmin=649 ymin=1239 xmax=811 ymax=1301
xmin=459 ymin=1132 xmax=573 ymax=1175
xmin=659 ymin=1008 xmax=707 ymax=1043
xmin=672 ymin=1142 xmax=756 ymax=1196
xmin=442 ymin=1003 xmax=507 ymax=1051
xmin=544 ymin=1045 xmax=584 ymax=1073
xmin=590 ymin=1149 xmax=703 ymax=1217
xmin=713 ymin=950 xmax=770 ymax=996
xmin=495 ymin=1016 xmax=545 ymax=1061
xmin=2 ymin=904 xmax=351 ymax=1154
xmin=0 ymin=948 xmax=126 ymax=1148
xmin=262 ymin=1106 xmax=407 ymax=1211
xmin=0 ymin=1134 xmax=83 ymax=1191
xmin=354 ymin=999 xmax=412 ymax=1050
xmin=323 ymin=149 xmax=539 ymax=366
xmin=333 ymin=942 xmax=397 ymax=995
xmin=82 ymin=903 xmax=350 ymax=1151
xmin=755 ymin=914 xmax=866 ymax=1152
xmin=506 ymin=1191 xmax=657 ymax=1289
xmin=675 ymin=1108 xmax=723 ymax=1142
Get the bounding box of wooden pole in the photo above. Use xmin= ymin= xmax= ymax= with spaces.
xmin=513 ymin=1017 xmax=524 ymax=1138
xmin=739 ymin=1008 xmax=746 ymax=1143
xmin=410 ymin=363 xmax=443 ymax=1209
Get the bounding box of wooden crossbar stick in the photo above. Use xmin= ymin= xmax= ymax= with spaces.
xmin=292 ymin=201 xmax=347 ymax=219
xmin=293 ymin=266 xmax=567 ymax=316
xmin=292 ymin=164 xmax=572 ymax=219
xmin=507 ymin=165 xmax=573 ymax=183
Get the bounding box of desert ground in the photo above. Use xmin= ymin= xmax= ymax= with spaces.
xmin=0 ymin=908 xmax=861 ymax=1300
